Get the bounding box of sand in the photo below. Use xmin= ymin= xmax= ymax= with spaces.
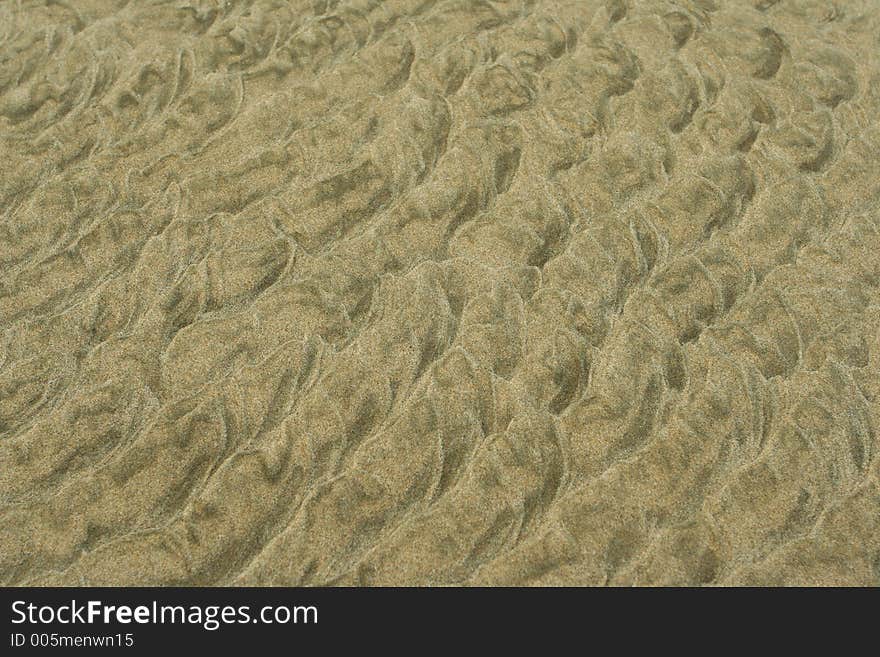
xmin=1 ymin=0 xmax=879 ymax=587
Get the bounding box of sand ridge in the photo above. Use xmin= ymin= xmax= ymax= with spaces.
xmin=1 ymin=0 xmax=879 ymax=586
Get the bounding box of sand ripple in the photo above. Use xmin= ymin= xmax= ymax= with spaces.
xmin=1 ymin=0 xmax=879 ymax=586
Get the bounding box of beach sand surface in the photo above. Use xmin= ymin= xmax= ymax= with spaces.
xmin=1 ymin=0 xmax=879 ymax=586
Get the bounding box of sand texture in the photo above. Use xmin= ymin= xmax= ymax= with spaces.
xmin=1 ymin=0 xmax=880 ymax=587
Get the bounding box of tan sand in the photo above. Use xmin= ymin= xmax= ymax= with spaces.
xmin=1 ymin=0 xmax=879 ymax=586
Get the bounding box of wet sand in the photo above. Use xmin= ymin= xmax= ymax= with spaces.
xmin=1 ymin=0 xmax=879 ymax=586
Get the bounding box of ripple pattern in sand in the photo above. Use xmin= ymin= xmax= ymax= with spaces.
xmin=1 ymin=0 xmax=879 ymax=586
